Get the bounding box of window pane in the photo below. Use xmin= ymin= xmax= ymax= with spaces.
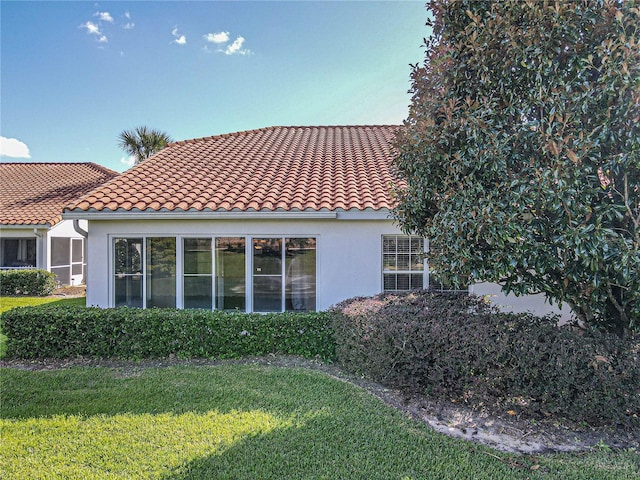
xmin=383 ymin=253 xmax=396 ymax=270
xmin=114 ymin=238 xmax=142 ymax=274
xmin=397 ymin=236 xmax=410 ymax=253
xmin=397 ymin=254 xmax=410 ymax=270
xmin=410 ymin=253 xmax=424 ymax=270
xmin=253 ymin=238 xmax=282 ymax=275
xmin=383 ymin=236 xmax=396 ymax=253
xmin=1 ymin=238 xmax=36 ymax=267
xmin=115 ymin=275 xmax=143 ymax=307
xmin=383 ymin=274 xmax=396 ymax=291
xmin=410 ymin=273 xmax=424 ymax=289
xmin=184 ymin=276 xmax=213 ymax=309
xmin=51 ymin=238 xmax=70 ymax=267
xmin=253 ymin=276 xmax=282 ymax=312
xmin=215 ymin=237 xmax=245 ymax=311
xmin=397 ymin=273 xmax=410 ymax=290
xmin=285 ymin=238 xmax=316 ymax=312
xmin=146 ymin=237 xmax=176 ymax=308
xmin=51 ymin=266 xmax=70 ymax=286
xmin=184 ymin=238 xmax=212 ymax=274
xmin=72 ymin=239 xmax=83 ymax=263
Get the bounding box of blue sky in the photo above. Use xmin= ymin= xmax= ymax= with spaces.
xmin=1 ymin=1 xmax=429 ymax=172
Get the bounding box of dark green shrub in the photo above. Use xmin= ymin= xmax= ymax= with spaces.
xmin=331 ymin=291 xmax=640 ymax=428
xmin=0 ymin=269 xmax=56 ymax=296
xmin=1 ymin=306 xmax=335 ymax=361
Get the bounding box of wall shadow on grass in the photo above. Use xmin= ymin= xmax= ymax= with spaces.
xmin=161 ymin=411 xmax=519 ymax=480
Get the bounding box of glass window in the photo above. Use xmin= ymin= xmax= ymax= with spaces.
xmin=215 ymin=238 xmax=246 ymax=311
xmin=253 ymin=237 xmax=316 ymax=312
xmin=114 ymin=238 xmax=143 ymax=307
xmin=184 ymin=238 xmax=213 ymax=309
xmin=1 ymin=238 xmax=36 ymax=267
xmin=253 ymin=238 xmax=282 ymax=312
xmin=285 ymin=238 xmax=316 ymax=312
xmin=382 ymin=235 xmax=425 ymax=292
xmin=146 ymin=238 xmax=176 ymax=308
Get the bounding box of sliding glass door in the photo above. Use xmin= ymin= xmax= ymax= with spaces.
xmin=253 ymin=237 xmax=316 ymax=312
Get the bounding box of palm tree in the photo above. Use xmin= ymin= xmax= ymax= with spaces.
xmin=118 ymin=126 xmax=173 ymax=165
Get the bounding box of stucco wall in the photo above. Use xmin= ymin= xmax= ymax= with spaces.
xmin=84 ymin=217 xmax=573 ymax=321
xmin=85 ymin=217 xmax=404 ymax=309
xmin=470 ymin=282 xmax=573 ymax=323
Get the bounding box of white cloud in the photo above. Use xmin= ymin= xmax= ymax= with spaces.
xmin=120 ymin=156 xmax=135 ymax=168
xmin=171 ymin=27 xmax=187 ymax=45
xmin=204 ymin=31 xmax=229 ymax=43
xmin=0 ymin=137 xmax=31 ymax=158
xmin=225 ymin=36 xmax=250 ymax=55
xmin=80 ymin=20 xmax=108 ymax=42
xmin=80 ymin=21 xmax=101 ymax=35
xmin=122 ymin=11 xmax=135 ymax=29
xmin=94 ymin=11 xmax=114 ymax=23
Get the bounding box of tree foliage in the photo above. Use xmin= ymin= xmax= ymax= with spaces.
xmin=394 ymin=0 xmax=640 ymax=336
xmin=117 ymin=126 xmax=173 ymax=165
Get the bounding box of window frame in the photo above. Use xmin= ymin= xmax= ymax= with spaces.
xmin=381 ymin=235 xmax=426 ymax=292
xmin=111 ymin=234 xmax=317 ymax=312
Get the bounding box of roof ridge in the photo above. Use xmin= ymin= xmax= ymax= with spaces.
xmin=0 ymin=161 xmax=117 ymax=174
xmin=167 ymin=124 xmax=401 ymax=147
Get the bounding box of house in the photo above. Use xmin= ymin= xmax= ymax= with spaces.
xmin=0 ymin=162 xmax=118 ymax=285
xmin=63 ymin=125 xmax=570 ymax=319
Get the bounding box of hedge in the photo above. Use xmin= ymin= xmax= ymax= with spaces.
xmin=0 ymin=269 xmax=56 ymax=296
xmin=331 ymin=291 xmax=640 ymax=429
xmin=1 ymin=306 xmax=335 ymax=361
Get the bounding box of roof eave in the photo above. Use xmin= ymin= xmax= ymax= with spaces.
xmin=0 ymin=222 xmax=52 ymax=229
xmin=62 ymin=207 xmax=394 ymax=221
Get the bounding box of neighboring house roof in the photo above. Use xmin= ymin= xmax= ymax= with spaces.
xmin=0 ymin=162 xmax=118 ymax=227
xmin=65 ymin=125 xmax=401 ymax=214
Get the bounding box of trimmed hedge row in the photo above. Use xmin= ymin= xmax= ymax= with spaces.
xmin=1 ymin=306 xmax=335 ymax=361
xmin=0 ymin=269 xmax=56 ymax=296
xmin=331 ymin=291 xmax=640 ymax=429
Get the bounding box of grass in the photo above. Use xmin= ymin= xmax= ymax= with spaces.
xmin=1 ymin=365 xmax=639 ymax=479
xmin=0 ymin=295 xmax=86 ymax=358
xmin=0 ymin=295 xmax=85 ymax=314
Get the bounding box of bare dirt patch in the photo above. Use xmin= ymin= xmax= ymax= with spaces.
xmin=1 ymin=355 xmax=637 ymax=454
xmin=51 ymin=286 xmax=86 ymax=298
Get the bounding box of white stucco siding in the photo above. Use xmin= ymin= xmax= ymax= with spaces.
xmin=471 ymin=282 xmax=573 ymax=323
xmin=85 ymin=217 xmax=403 ymax=310
xmin=84 ymin=216 xmax=573 ymax=321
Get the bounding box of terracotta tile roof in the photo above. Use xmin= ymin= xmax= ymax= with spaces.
xmin=66 ymin=125 xmax=402 ymax=214
xmin=1 ymin=162 xmax=118 ymax=226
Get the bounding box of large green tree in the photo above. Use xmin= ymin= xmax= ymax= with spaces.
xmin=394 ymin=0 xmax=639 ymax=336
xmin=118 ymin=126 xmax=173 ymax=165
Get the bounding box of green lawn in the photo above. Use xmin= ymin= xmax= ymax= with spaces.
xmin=1 ymin=365 xmax=638 ymax=479
xmin=0 ymin=295 xmax=85 ymax=314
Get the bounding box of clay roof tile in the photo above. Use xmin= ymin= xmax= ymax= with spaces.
xmin=67 ymin=126 xmax=402 ymax=214
xmin=0 ymin=162 xmax=118 ymax=225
